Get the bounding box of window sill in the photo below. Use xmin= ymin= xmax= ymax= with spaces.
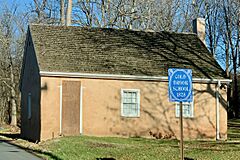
xmin=175 ymin=116 xmax=194 ymax=119
xmin=121 ymin=115 xmax=140 ymax=118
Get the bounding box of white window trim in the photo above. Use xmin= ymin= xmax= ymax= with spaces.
xmin=27 ymin=93 xmax=32 ymax=119
xmin=175 ymin=101 xmax=194 ymax=118
xmin=121 ymin=89 xmax=140 ymax=117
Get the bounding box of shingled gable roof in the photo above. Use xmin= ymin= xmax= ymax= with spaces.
xmin=28 ymin=24 xmax=226 ymax=79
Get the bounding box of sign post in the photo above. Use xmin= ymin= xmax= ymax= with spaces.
xmin=168 ymin=68 xmax=192 ymax=160
xmin=180 ymin=102 xmax=183 ymax=160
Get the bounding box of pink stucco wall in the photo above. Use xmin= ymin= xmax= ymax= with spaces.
xmin=40 ymin=76 xmax=227 ymax=141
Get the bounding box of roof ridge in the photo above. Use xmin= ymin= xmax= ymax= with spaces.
xmin=29 ymin=24 xmax=197 ymax=36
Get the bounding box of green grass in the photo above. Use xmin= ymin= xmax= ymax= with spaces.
xmin=38 ymin=136 xmax=180 ymax=160
xmin=3 ymin=119 xmax=240 ymax=160
xmin=35 ymin=119 xmax=240 ymax=160
xmin=228 ymin=118 xmax=240 ymax=140
xmin=36 ymin=135 xmax=240 ymax=160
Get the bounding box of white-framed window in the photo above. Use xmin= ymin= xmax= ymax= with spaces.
xmin=27 ymin=93 xmax=32 ymax=119
xmin=121 ymin=89 xmax=140 ymax=117
xmin=175 ymin=102 xmax=194 ymax=118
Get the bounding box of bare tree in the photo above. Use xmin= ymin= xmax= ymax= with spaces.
xmin=204 ymin=0 xmax=240 ymax=117
xmin=221 ymin=0 xmax=240 ymax=117
xmin=0 ymin=3 xmax=27 ymax=125
xmin=205 ymin=1 xmax=221 ymax=56
xmin=60 ymin=0 xmax=65 ymax=25
xmin=29 ymin=0 xmax=60 ymax=25
xmin=66 ymin=0 xmax=72 ymax=26
xmin=33 ymin=0 xmax=47 ymax=23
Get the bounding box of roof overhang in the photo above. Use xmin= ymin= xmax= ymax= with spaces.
xmin=39 ymin=71 xmax=232 ymax=84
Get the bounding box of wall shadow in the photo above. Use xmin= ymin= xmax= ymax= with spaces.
xmin=20 ymin=30 xmax=44 ymax=142
xmin=105 ymin=80 xmax=227 ymax=140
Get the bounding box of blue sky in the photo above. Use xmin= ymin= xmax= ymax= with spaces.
xmin=2 ymin=0 xmax=32 ymax=11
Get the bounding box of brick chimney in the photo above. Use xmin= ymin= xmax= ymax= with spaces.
xmin=192 ymin=18 xmax=205 ymax=45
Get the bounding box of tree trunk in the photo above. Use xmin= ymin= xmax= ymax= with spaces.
xmin=225 ymin=39 xmax=229 ymax=77
xmin=66 ymin=0 xmax=72 ymax=26
xmin=101 ymin=0 xmax=106 ymax=27
xmin=10 ymin=62 xmax=17 ymax=126
xmin=60 ymin=0 xmax=65 ymax=25
xmin=107 ymin=0 xmax=110 ymax=27
xmin=233 ymin=57 xmax=238 ymax=118
xmin=129 ymin=0 xmax=135 ymax=29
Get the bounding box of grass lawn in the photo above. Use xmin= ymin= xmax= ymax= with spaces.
xmin=35 ymin=135 xmax=240 ymax=160
xmin=1 ymin=119 xmax=240 ymax=160
xmin=25 ymin=118 xmax=240 ymax=160
xmin=228 ymin=118 xmax=240 ymax=140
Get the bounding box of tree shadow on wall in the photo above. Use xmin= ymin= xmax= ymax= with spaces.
xmin=107 ymin=82 xmax=227 ymax=138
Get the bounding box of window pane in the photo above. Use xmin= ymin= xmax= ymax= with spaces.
xmin=132 ymin=92 xmax=136 ymax=99
xmin=123 ymin=105 xmax=128 ymax=115
xmin=176 ymin=105 xmax=179 ymax=117
xmin=122 ymin=90 xmax=139 ymax=117
xmin=132 ymin=96 xmax=136 ymax=103
xmin=127 ymin=92 xmax=131 ymax=98
xmin=125 ymin=98 xmax=130 ymax=103
xmin=176 ymin=102 xmax=193 ymax=118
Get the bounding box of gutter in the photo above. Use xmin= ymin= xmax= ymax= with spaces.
xmin=216 ymin=80 xmax=221 ymax=140
xmin=39 ymin=71 xmax=232 ymax=84
xmin=80 ymin=85 xmax=83 ymax=134
xmin=59 ymin=84 xmax=62 ymax=135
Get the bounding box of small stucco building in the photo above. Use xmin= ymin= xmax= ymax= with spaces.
xmin=20 ymin=24 xmax=230 ymax=142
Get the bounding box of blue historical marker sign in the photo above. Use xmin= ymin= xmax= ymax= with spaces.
xmin=168 ymin=68 xmax=193 ymax=102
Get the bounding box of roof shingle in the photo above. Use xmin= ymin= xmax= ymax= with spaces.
xmin=29 ymin=25 xmax=226 ymax=79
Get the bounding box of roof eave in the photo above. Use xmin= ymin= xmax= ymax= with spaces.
xmin=39 ymin=71 xmax=231 ymax=84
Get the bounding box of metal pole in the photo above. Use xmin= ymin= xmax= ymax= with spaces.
xmin=180 ymin=102 xmax=184 ymax=160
